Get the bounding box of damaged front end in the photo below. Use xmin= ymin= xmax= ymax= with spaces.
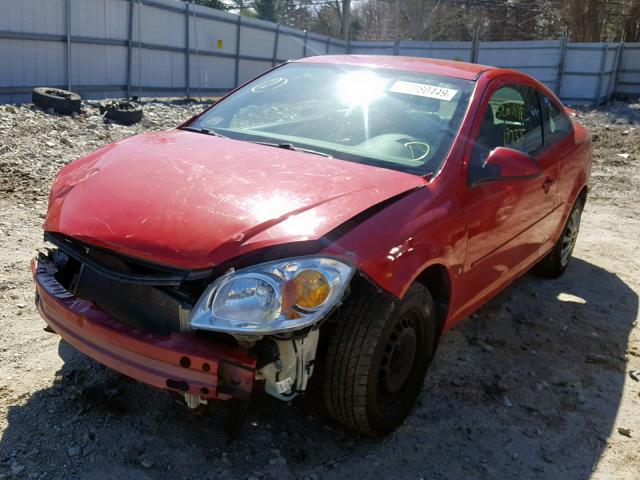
xmin=33 ymin=233 xmax=354 ymax=409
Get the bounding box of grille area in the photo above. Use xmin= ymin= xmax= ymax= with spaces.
xmin=73 ymin=265 xmax=186 ymax=334
xmin=46 ymin=233 xmax=206 ymax=334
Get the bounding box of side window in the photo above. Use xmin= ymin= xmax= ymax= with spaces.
xmin=469 ymin=84 xmax=543 ymax=182
xmin=542 ymin=95 xmax=572 ymax=144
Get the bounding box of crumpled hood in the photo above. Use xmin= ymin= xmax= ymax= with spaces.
xmin=44 ymin=130 xmax=425 ymax=269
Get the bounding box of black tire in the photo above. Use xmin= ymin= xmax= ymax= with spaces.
xmin=32 ymin=87 xmax=81 ymax=115
xmin=533 ymin=198 xmax=584 ymax=278
xmin=322 ymin=280 xmax=437 ymax=436
xmin=100 ymin=100 xmax=143 ymax=125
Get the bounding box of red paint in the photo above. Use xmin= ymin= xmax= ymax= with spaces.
xmin=39 ymin=57 xmax=592 ymax=397
xmin=44 ymin=130 xmax=425 ymax=269
xmin=483 ymin=147 xmax=541 ymax=178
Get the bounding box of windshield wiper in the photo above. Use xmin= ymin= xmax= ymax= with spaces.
xmin=180 ymin=126 xmax=228 ymax=138
xmin=249 ymin=141 xmax=332 ymax=158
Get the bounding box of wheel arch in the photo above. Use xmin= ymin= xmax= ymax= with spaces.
xmin=577 ymin=185 xmax=589 ymax=207
xmin=413 ymin=263 xmax=452 ymax=338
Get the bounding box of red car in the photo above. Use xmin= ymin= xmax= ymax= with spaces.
xmin=33 ymin=56 xmax=592 ymax=436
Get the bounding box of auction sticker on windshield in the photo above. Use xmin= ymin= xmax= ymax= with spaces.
xmin=389 ymin=81 xmax=459 ymax=101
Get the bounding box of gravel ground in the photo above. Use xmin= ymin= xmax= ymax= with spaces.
xmin=0 ymin=99 xmax=639 ymax=480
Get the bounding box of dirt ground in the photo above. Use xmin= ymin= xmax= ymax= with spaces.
xmin=0 ymin=99 xmax=638 ymax=480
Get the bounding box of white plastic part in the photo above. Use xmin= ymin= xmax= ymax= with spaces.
xmin=257 ymin=329 xmax=320 ymax=401
xmin=184 ymin=393 xmax=207 ymax=409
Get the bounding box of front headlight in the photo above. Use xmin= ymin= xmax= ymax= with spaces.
xmin=189 ymin=257 xmax=354 ymax=335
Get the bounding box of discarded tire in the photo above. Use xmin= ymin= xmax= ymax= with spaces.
xmin=32 ymin=87 xmax=81 ymax=115
xmin=99 ymin=100 xmax=143 ymax=125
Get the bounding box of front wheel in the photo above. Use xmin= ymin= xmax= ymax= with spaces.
xmin=322 ymin=281 xmax=437 ymax=436
xmin=533 ymin=198 xmax=583 ymax=278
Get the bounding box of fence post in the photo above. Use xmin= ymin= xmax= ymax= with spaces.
xmin=126 ymin=0 xmax=134 ymax=98
xmin=470 ymin=27 xmax=479 ymax=63
xmin=326 ymin=35 xmax=331 ymax=54
xmin=272 ymin=24 xmax=280 ymax=66
xmin=555 ymin=32 xmax=568 ymax=96
xmin=185 ymin=2 xmax=191 ymax=98
xmin=234 ymin=15 xmax=241 ymax=87
xmin=347 ymin=38 xmax=351 ymax=54
xmin=611 ymin=35 xmax=626 ymax=100
xmin=303 ymin=30 xmax=308 ymax=57
xmin=595 ymin=44 xmax=608 ymax=105
xmin=393 ymin=38 xmax=399 ymax=55
xmin=65 ymin=0 xmax=71 ymax=91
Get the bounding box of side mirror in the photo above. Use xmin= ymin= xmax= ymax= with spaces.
xmin=482 ymin=147 xmax=541 ymax=181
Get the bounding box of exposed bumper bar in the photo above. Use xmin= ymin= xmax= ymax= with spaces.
xmin=32 ymin=256 xmax=255 ymax=400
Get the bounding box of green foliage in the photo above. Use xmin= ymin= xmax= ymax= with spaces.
xmin=188 ymin=0 xmax=228 ymax=11
xmin=254 ymin=0 xmax=281 ymax=23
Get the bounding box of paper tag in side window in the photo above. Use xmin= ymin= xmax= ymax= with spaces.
xmin=389 ymin=81 xmax=459 ymax=101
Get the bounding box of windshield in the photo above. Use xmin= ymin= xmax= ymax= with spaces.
xmin=189 ymin=63 xmax=474 ymax=175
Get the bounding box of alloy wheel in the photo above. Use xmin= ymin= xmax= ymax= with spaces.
xmin=560 ymin=208 xmax=581 ymax=266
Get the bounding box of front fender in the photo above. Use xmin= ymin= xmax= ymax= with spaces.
xmin=321 ymin=187 xmax=466 ymax=300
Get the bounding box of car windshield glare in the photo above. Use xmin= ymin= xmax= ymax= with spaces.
xmin=189 ymin=63 xmax=474 ymax=175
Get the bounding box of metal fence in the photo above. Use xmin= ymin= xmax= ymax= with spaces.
xmin=349 ymin=38 xmax=640 ymax=104
xmin=1 ymin=0 xmax=640 ymax=105
xmin=0 ymin=0 xmax=347 ymax=103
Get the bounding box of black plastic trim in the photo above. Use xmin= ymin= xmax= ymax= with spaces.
xmin=44 ymin=232 xmax=213 ymax=286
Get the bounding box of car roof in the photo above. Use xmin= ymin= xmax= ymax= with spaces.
xmin=295 ymin=55 xmax=497 ymax=80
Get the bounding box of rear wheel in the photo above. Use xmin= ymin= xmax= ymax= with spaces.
xmin=322 ymin=280 xmax=437 ymax=436
xmin=533 ymin=198 xmax=583 ymax=278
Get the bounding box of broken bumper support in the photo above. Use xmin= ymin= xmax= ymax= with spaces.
xmin=32 ymin=256 xmax=255 ymax=401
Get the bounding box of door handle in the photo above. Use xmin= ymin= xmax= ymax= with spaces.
xmin=543 ymin=177 xmax=555 ymax=193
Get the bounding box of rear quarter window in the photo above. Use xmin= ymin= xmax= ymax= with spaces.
xmin=543 ymin=95 xmax=572 ymax=144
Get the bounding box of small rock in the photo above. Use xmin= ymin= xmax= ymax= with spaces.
xmin=268 ymin=456 xmax=287 ymax=466
xmin=478 ymin=340 xmax=494 ymax=353
xmin=68 ymin=446 xmax=81 ymax=456
xmin=10 ymin=463 xmax=25 ymax=476
xmin=629 ymin=370 xmax=640 ymax=382
xmin=141 ymin=459 xmax=153 ymax=469
xmin=16 ymin=303 xmax=27 ymax=309
xmin=618 ymin=427 xmax=632 ymax=438
xmin=534 ymin=382 xmax=544 ymax=392
xmin=502 ymin=396 xmax=513 ymax=407
xmin=616 ymin=153 xmax=630 ymax=159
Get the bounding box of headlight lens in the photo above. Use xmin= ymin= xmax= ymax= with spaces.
xmin=189 ymin=257 xmax=354 ymax=335
xmin=213 ymin=274 xmax=281 ymax=324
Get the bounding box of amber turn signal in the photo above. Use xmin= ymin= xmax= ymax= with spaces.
xmin=293 ymin=269 xmax=331 ymax=310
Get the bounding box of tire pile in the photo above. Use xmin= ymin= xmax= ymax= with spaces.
xmin=32 ymin=87 xmax=143 ymax=125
